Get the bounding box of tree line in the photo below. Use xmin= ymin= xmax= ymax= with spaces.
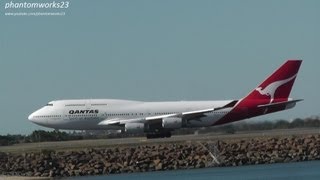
xmin=170 ymin=117 xmax=320 ymax=135
xmin=0 ymin=131 xmax=83 ymax=146
xmin=200 ymin=117 xmax=320 ymax=134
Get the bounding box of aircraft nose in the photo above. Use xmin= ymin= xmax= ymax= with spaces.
xmin=28 ymin=110 xmax=46 ymax=126
xmin=28 ymin=108 xmax=52 ymax=127
xmin=28 ymin=113 xmax=34 ymax=122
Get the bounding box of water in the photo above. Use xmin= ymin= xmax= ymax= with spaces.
xmin=66 ymin=161 xmax=320 ymax=180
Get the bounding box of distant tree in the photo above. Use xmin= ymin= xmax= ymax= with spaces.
xmin=304 ymin=118 xmax=320 ymax=127
xmin=0 ymin=136 xmax=10 ymax=146
xmin=223 ymin=125 xmax=236 ymax=134
xmin=290 ymin=118 xmax=304 ymax=128
xmin=274 ymin=120 xmax=290 ymax=129
xmin=28 ymin=130 xmax=82 ymax=142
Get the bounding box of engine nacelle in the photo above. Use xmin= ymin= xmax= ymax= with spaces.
xmin=125 ymin=123 xmax=144 ymax=133
xmin=162 ymin=117 xmax=182 ymax=129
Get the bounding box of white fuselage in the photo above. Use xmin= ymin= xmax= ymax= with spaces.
xmin=28 ymin=99 xmax=233 ymax=130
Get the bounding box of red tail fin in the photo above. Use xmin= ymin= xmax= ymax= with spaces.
xmin=213 ymin=60 xmax=302 ymax=126
xmin=244 ymin=60 xmax=302 ymax=103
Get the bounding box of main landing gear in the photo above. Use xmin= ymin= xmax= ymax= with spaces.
xmin=146 ymin=131 xmax=172 ymax=139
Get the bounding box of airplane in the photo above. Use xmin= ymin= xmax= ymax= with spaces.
xmin=28 ymin=60 xmax=302 ymax=138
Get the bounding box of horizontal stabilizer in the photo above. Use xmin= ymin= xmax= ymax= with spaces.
xmin=257 ymin=99 xmax=303 ymax=108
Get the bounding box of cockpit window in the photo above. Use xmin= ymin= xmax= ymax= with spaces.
xmin=46 ymin=103 xmax=53 ymax=106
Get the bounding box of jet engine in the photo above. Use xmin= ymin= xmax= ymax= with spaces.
xmin=162 ymin=117 xmax=182 ymax=129
xmin=125 ymin=123 xmax=144 ymax=133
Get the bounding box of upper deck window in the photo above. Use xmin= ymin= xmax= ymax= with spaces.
xmin=65 ymin=104 xmax=85 ymax=107
xmin=46 ymin=103 xmax=53 ymax=106
xmin=91 ymin=104 xmax=108 ymax=106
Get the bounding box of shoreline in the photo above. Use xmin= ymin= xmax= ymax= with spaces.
xmin=0 ymin=176 xmax=50 ymax=180
xmin=0 ymin=130 xmax=319 ymax=177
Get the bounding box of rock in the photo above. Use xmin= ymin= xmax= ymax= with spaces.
xmin=49 ymin=170 xmax=54 ymax=177
xmin=104 ymin=162 xmax=112 ymax=168
xmin=94 ymin=164 xmax=102 ymax=169
xmin=60 ymin=170 xmax=65 ymax=176
xmin=155 ymin=163 xmax=163 ymax=170
xmin=196 ymin=161 xmax=205 ymax=168
xmin=41 ymin=172 xmax=49 ymax=177
xmin=153 ymin=159 xmax=161 ymax=165
xmin=26 ymin=171 xmax=34 ymax=176
xmin=94 ymin=169 xmax=100 ymax=174
xmin=74 ymin=170 xmax=81 ymax=176
xmin=38 ymin=166 xmax=45 ymax=173
xmin=123 ymin=161 xmax=128 ymax=167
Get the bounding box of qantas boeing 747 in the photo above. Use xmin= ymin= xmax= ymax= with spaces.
xmin=28 ymin=60 xmax=302 ymax=138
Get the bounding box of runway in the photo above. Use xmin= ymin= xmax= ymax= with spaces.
xmin=1 ymin=128 xmax=319 ymax=154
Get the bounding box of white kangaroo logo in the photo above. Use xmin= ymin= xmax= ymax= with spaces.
xmin=255 ymin=74 xmax=297 ymax=103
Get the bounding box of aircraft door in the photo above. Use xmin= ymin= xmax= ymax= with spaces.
xmin=86 ymin=100 xmax=91 ymax=110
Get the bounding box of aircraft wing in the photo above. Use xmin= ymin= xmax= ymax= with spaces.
xmin=142 ymin=108 xmax=213 ymax=120
xmin=98 ymin=110 xmax=212 ymax=126
xmin=98 ymin=118 xmax=122 ymax=125
xmin=98 ymin=100 xmax=238 ymax=126
xmin=98 ymin=118 xmax=144 ymax=126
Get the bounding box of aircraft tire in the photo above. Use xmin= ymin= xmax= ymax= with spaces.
xmin=146 ymin=131 xmax=172 ymax=139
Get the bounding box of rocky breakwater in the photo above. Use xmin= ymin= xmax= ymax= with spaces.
xmin=0 ymin=143 xmax=211 ymax=177
xmin=1 ymin=134 xmax=320 ymax=177
xmin=214 ymin=135 xmax=320 ymax=166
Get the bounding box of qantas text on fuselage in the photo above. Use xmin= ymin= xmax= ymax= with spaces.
xmin=69 ymin=110 xmax=99 ymax=114
xmin=28 ymin=60 xmax=303 ymax=138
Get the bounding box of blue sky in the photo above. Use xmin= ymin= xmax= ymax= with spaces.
xmin=1 ymin=0 xmax=319 ymax=135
